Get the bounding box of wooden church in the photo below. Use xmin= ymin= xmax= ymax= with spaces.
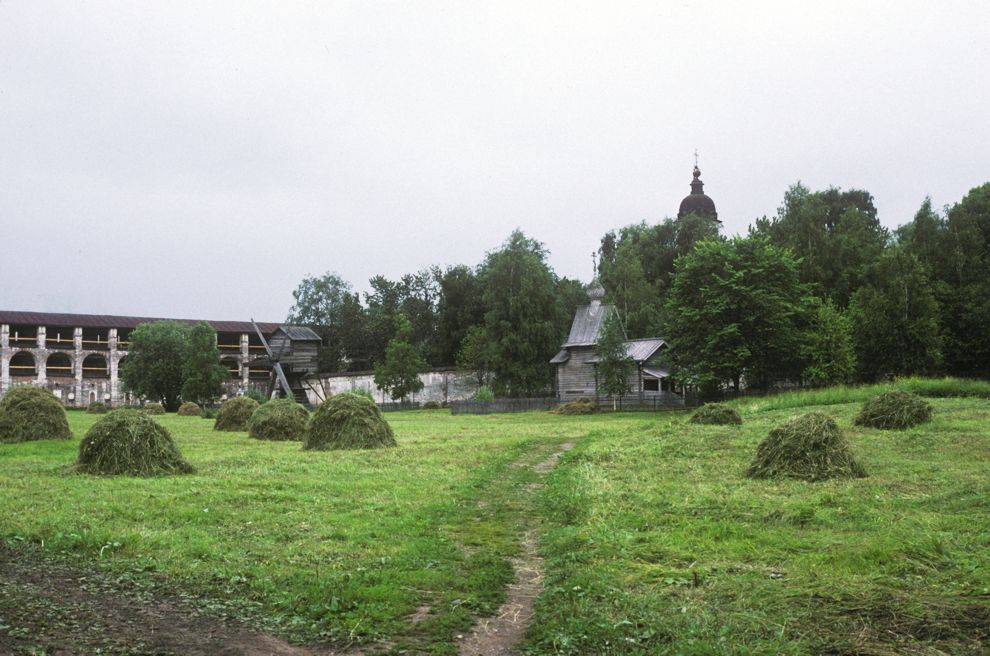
xmin=550 ymin=279 xmax=671 ymax=402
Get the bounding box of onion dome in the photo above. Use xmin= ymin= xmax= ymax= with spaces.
xmin=677 ymin=165 xmax=719 ymax=222
xmin=585 ymin=278 xmax=605 ymax=301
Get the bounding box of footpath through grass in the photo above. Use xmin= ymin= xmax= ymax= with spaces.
xmin=534 ymin=397 xmax=990 ymax=655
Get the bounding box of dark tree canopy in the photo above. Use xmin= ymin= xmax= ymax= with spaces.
xmin=479 ymin=230 xmax=564 ymax=397
xmin=119 ymin=321 xmax=189 ymax=411
xmin=663 ymin=237 xmax=810 ymax=392
xmin=180 ymin=322 xmax=227 ymax=405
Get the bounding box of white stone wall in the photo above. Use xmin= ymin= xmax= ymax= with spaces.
xmin=304 ymin=369 xmax=481 ymax=406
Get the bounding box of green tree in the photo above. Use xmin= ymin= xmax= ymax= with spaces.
xmin=434 ymin=265 xmax=484 ymax=366
xmin=801 ymin=298 xmax=856 ymax=385
xmin=374 ymin=315 xmax=427 ymax=401
xmin=180 ymin=322 xmax=227 ymax=405
xmin=119 ymin=321 xmax=189 ymax=411
xmin=663 ymin=237 xmax=810 ymax=392
xmin=598 ymin=215 xmax=720 ymax=337
xmin=456 ymin=325 xmax=492 ymax=386
xmin=479 ymin=230 xmax=563 ymax=397
xmin=287 ymin=272 xmax=355 ymax=372
xmin=847 ymin=246 xmax=942 ymax=380
xmin=751 ymin=183 xmax=887 ymax=306
xmin=595 ymin=311 xmax=631 ymax=409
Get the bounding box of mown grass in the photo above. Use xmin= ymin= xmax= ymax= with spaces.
xmin=0 ymin=410 xmax=585 ymax=652
xmin=736 ymin=376 xmax=990 ymax=413
xmin=2 ymin=392 xmax=988 ymax=654
xmin=533 ymin=397 xmax=990 ymax=654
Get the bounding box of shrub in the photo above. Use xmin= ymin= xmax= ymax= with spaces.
xmin=0 ymin=385 xmax=72 ymax=443
xmin=76 ymin=409 xmax=194 ymax=476
xmin=248 ymin=399 xmax=309 ymax=441
xmin=243 ymin=388 xmax=269 ymax=405
xmin=201 ymin=408 xmax=218 ymax=420
xmin=176 ymin=401 xmax=203 ymax=417
xmin=143 ymin=402 xmax=166 ymax=415
xmin=304 ymin=393 xmax=396 ymax=451
xmin=746 ymin=412 xmax=867 ymax=482
xmin=350 ymin=388 xmax=375 ymax=402
xmin=214 ymin=396 xmax=259 ymax=432
xmin=689 ymin=403 xmax=742 ymax=425
xmin=422 ymin=401 xmax=441 ymax=410
xmin=853 ymin=391 xmax=933 ymax=430
xmin=87 ymin=402 xmax=108 ymax=414
xmin=552 ymin=398 xmax=600 ymax=415
xmin=474 ymin=386 xmax=495 ymax=402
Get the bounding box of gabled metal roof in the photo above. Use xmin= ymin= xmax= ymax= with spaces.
xmin=583 ymin=338 xmax=667 ymax=364
xmin=274 ymin=325 xmax=322 ymax=342
xmin=562 ymin=301 xmax=612 ymax=347
xmin=0 ymin=310 xmax=280 ymax=334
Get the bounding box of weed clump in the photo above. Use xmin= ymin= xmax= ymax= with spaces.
xmin=690 ymin=403 xmax=742 ymax=425
xmin=552 ymin=398 xmax=600 ymax=415
xmin=214 ymin=396 xmax=259 ymax=432
xmin=176 ymin=401 xmax=203 ymax=417
xmin=143 ymin=402 xmax=166 ymax=415
xmin=746 ymin=412 xmax=867 ymax=482
xmin=76 ymin=409 xmax=194 ymax=476
xmin=853 ymin=391 xmax=933 ymax=430
xmin=0 ymin=386 xmax=71 ymax=443
xmin=87 ymin=401 xmax=108 ymax=414
xmin=248 ymin=399 xmax=309 ymax=441
xmin=304 ymin=393 xmax=396 ymax=450
xmin=422 ymin=400 xmax=441 ymax=410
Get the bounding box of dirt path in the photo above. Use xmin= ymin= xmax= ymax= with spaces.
xmin=457 ymin=442 xmax=574 ymax=656
xmin=0 ymin=545 xmax=357 ymax=656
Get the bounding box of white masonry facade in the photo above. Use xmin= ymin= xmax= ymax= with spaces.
xmin=0 ymin=311 xmax=279 ymax=407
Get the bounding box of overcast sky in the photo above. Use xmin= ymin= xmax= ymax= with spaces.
xmin=2 ymin=1 xmax=988 ymax=323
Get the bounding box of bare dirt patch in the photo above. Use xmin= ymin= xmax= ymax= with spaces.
xmin=0 ymin=544 xmax=358 ymax=656
xmin=458 ymin=442 xmax=574 ymax=656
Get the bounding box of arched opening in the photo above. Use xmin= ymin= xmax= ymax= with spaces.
xmin=82 ymin=354 xmax=109 ymax=379
xmin=9 ymin=352 xmax=37 ymax=377
xmin=221 ymin=356 xmax=241 ymax=379
xmin=46 ymin=352 xmax=73 ymax=378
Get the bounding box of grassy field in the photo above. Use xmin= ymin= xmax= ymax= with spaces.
xmin=1 ymin=391 xmax=989 ymax=654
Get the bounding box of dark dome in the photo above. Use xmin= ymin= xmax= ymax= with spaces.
xmin=678 ymin=166 xmax=719 ymax=222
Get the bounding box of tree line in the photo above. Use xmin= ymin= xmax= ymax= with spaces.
xmin=289 ymin=181 xmax=990 ymax=397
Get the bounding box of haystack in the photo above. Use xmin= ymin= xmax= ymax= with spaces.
xmin=690 ymin=403 xmax=742 ymax=425
xmin=853 ymin=391 xmax=932 ymax=430
xmin=177 ymin=401 xmax=203 ymax=417
xmin=304 ymin=393 xmax=396 ymax=450
xmin=0 ymin=385 xmax=71 ymax=443
xmin=87 ymin=402 xmax=108 ymax=414
xmin=552 ymin=398 xmax=600 ymax=415
xmin=77 ymin=409 xmax=194 ymax=476
xmin=214 ymin=396 xmax=259 ymax=432
xmin=248 ymin=399 xmax=309 ymax=441
xmin=746 ymin=412 xmax=867 ymax=482
xmin=144 ymin=402 xmax=166 ymax=415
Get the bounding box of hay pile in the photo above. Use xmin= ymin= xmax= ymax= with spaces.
xmin=77 ymin=409 xmax=194 ymax=476
xmin=87 ymin=402 xmax=108 ymax=414
xmin=304 ymin=393 xmax=396 ymax=450
xmin=177 ymin=402 xmax=203 ymax=417
xmin=690 ymin=403 xmax=742 ymax=425
xmin=552 ymin=398 xmax=600 ymax=415
xmin=746 ymin=412 xmax=867 ymax=482
xmin=214 ymin=396 xmax=259 ymax=432
xmin=0 ymin=385 xmax=71 ymax=443
xmin=144 ymin=402 xmax=166 ymax=415
xmin=853 ymin=391 xmax=933 ymax=430
xmin=248 ymin=399 xmax=309 ymax=441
